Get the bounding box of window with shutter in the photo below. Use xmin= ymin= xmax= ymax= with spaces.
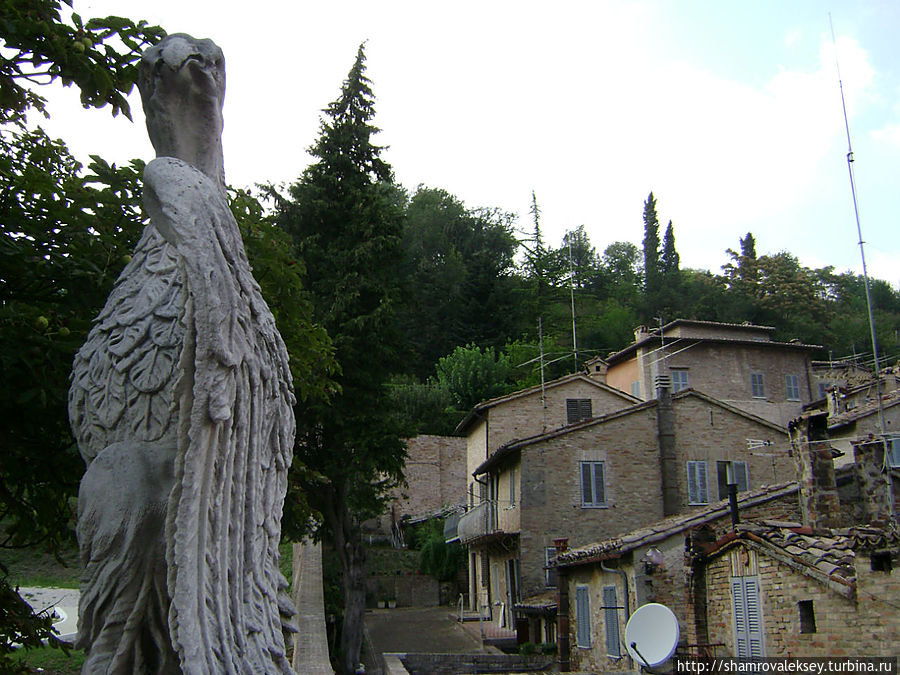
xmin=603 ymin=585 xmax=621 ymax=657
xmin=567 ymin=398 xmax=593 ymax=424
xmin=785 ymin=374 xmax=801 ymax=401
xmin=671 ymin=369 xmax=690 ymax=392
xmin=580 ymin=461 xmax=606 ymax=507
xmin=575 ymin=585 xmax=591 ymax=648
xmin=751 ymin=372 xmax=766 ymax=398
xmin=716 ymin=460 xmax=749 ymax=500
xmin=687 ymin=460 xmax=709 ymax=504
xmin=732 ymin=575 xmax=764 ymax=657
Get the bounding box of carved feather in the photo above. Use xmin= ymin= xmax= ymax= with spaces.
xmin=144 ymin=158 xmax=295 ymax=675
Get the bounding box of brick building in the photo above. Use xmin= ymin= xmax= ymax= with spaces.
xmin=366 ymin=435 xmax=467 ymax=543
xmin=456 ymin=384 xmax=791 ymax=635
xmin=554 ymin=484 xmax=802 ymax=672
xmin=553 ymin=411 xmax=900 ymax=671
xmin=598 ymin=320 xmax=820 ymax=427
xmin=702 ymin=523 xmax=900 ymax=658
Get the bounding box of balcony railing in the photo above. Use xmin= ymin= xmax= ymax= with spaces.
xmin=457 ymin=500 xmax=498 ymax=544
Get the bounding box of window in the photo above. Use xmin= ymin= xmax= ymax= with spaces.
xmin=631 ymin=381 xmax=641 ymax=398
xmin=575 ymin=585 xmax=591 ymax=648
xmin=508 ymin=467 xmax=516 ymax=507
xmin=671 ymin=368 xmax=690 ymax=392
xmin=687 ymin=460 xmax=709 ymax=505
xmin=603 ymin=585 xmax=621 ymax=657
xmin=732 ymin=576 xmax=764 ymax=657
xmin=545 ymin=547 xmax=558 ymax=588
xmin=799 ymin=600 xmax=816 ymax=634
xmin=888 ymin=437 xmax=900 ymax=469
xmin=581 ymin=461 xmax=606 ymax=507
xmin=871 ymin=552 xmax=893 ymax=573
xmin=567 ymin=398 xmax=593 ymax=424
xmin=751 ymin=372 xmax=766 ymax=398
xmin=785 ymin=374 xmax=801 ymax=401
xmin=716 ymin=460 xmax=749 ymax=500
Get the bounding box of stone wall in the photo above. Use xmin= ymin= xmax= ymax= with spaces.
xmin=400 ymin=653 xmax=553 ymax=675
xmin=368 ymin=573 xmax=440 ymax=608
xmin=562 ymin=490 xmax=803 ymax=673
xmin=518 ymin=407 xmax=664 ymax=599
xmin=486 ymin=379 xmax=633 ymax=455
xmin=704 ymin=543 xmax=900 ymax=657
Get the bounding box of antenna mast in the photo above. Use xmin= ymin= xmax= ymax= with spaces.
xmin=829 ymin=14 xmax=896 ymax=524
xmin=569 ymin=240 xmax=578 ymax=372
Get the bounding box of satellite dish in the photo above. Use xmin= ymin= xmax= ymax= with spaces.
xmin=624 ymin=603 xmax=680 ymax=668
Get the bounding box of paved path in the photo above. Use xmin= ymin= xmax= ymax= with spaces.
xmin=291 ymin=540 xmax=335 ymax=674
xmin=366 ymin=607 xmax=489 ymax=654
xmin=19 ymin=586 xmax=79 ymax=642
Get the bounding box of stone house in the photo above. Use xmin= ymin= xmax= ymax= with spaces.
xmin=552 ymin=411 xmax=900 ymax=671
xmin=554 ymin=483 xmax=803 ymax=672
xmin=702 ymin=522 xmax=900 ymax=658
xmin=456 ymin=384 xmax=792 ymax=637
xmin=598 ymin=319 xmax=820 ymax=427
xmin=453 ymin=373 xmax=639 ymax=622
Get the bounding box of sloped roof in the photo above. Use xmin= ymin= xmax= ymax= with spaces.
xmin=472 ymin=388 xmax=786 ymax=477
xmin=828 ymin=388 xmax=900 ymax=430
xmin=556 ymin=481 xmax=799 ymax=567
xmin=703 ymin=522 xmax=900 ymax=597
xmin=455 ymin=372 xmax=640 ymax=434
xmin=605 ymin=319 xmax=820 ymax=364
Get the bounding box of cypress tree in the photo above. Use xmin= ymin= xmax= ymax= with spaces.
xmin=276 ymin=44 xmax=406 ymax=675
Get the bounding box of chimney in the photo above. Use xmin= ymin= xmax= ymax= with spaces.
xmin=656 ymin=375 xmax=679 ymax=516
xmin=852 ymin=438 xmax=894 ymax=527
xmin=789 ymin=411 xmax=842 ymax=529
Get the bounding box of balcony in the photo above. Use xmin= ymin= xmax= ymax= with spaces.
xmin=457 ymin=501 xmax=497 ymax=544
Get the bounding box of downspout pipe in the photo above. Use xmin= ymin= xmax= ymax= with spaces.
xmin=601 ymin=560 xmax=632 ymax=669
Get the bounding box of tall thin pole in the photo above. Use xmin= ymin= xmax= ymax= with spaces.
xmin=830 ymin=14 xmax=896 ymax=525
xmin=569 ymin=240 xmax=578 ymax=372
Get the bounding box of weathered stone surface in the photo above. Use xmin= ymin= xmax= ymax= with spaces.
xmin=69 ymin=34 xmax=295 ymax=674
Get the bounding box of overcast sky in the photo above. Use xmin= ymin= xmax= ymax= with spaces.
xmin=36 ymin=0 xmax=900 ymax=284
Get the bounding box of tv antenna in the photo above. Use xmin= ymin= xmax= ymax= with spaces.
xmin=829 ymin=13 xmax=896 ymax=524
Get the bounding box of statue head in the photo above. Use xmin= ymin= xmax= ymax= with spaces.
xmin=138 ymin=34 xmax=226 ymax=187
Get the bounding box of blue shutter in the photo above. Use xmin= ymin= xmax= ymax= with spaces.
xmin=734 ymin=461 xmax=749 ymax=492
xmin=581 ymin=462 xmax=593 ymax=505
xmin=688 ymin=461 xmax=708 ymax=504
xmin=732 ymin=577 xmax=748 ymax=657
xmin=593 ymin=463 xmax=605 ymax=505
xmin=732 ymin=576 xmax=764 ymax=657
xmin=575 ymin=586 xmax=591 ymax=648
xmin=603 ymin=585 xmax=620 ymax=657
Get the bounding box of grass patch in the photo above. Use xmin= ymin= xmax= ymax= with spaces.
xmin=0 ymin=544 xmax=80 ymax=589
xmin=10 ymin=645 xmax=85 ymax=674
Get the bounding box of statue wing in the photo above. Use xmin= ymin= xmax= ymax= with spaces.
xmin=144 ymin=158 xmax=296 ymax=675
xmin=68 ymin=227 xmax=184 ymax=464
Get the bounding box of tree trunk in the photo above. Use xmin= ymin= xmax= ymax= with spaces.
xmin=324 ymin=482 xmax=368 ymax=675
xmin=338 ymin=535 xmax=367 ymax=675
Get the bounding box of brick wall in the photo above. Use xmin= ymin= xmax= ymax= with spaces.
xmin=400 ymin=653 xmax=552 ymax=675
xmin=391 ymin=435 xmax=466 ymax=521
xmin=704 ymin=543 xmax=900 ymax=657
xmin=486 ymin=379 xmax=634 ymax=454
xmin=670 ymin=394 xmax=792 ymax=514
xmin=562 ymin=490 xmax=803 ymax=672
xmin=518 ymin=408 xmax=665 ymax=598
xmin=609 ymin=342 xmax=814 ymax=426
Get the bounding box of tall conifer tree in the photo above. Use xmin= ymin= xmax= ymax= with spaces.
xmin=276 ymin=44 xmax=406 ymax=675
xmin=642 ymin=192 xmax=661 ymax=295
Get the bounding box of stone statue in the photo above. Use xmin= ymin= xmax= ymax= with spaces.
xmin=68 ymin=34 xmax=296 ymax=674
